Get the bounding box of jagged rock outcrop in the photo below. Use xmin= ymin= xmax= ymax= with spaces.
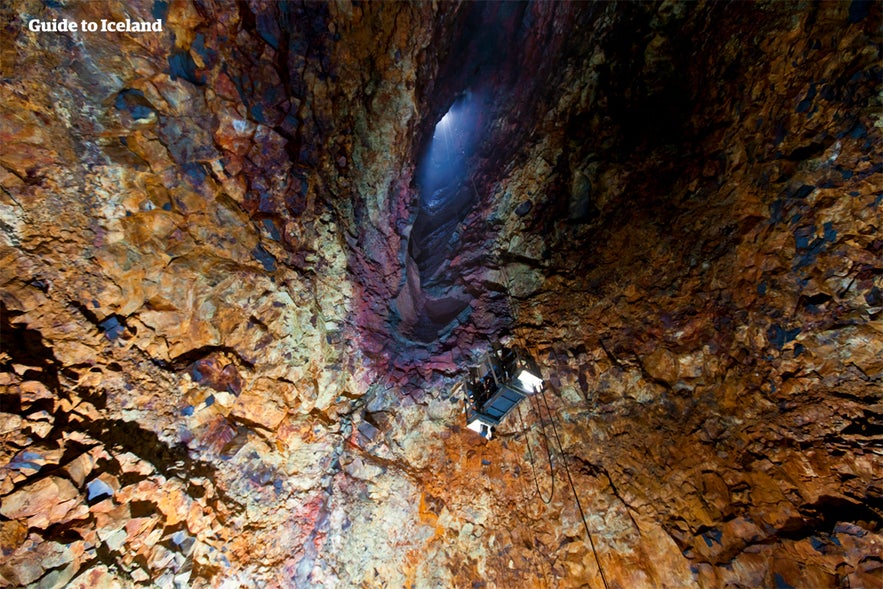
xmin=0 ymin=1 xmax=880 ymax=587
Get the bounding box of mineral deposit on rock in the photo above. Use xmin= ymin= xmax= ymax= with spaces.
xmin=0 ymin=1 xmax=880 ymax=588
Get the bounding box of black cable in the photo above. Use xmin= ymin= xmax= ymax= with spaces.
xmin=496 ymin=248 xmax=531 ymax=349
xmin=472 ymin=184 xmax=569 ymax=586
xmin=500 ymin=440 xmax=551 ymax=588
xmin=529 ymin=392 xmax=557 ymax=503
xmin=539 ymin=384 xmax=611 ymax=589
xmin=516 ymin=402 xmax=554 ymax=505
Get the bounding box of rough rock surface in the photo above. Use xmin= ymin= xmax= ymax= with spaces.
xmin=0 ymin=1 xmax=880 ymax=588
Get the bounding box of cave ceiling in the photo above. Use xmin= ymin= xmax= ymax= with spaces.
xmin=0 ymin=1 xmax=881 ymax=587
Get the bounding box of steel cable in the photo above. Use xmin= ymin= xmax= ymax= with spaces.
xmin=539 ymin=382 xmax=610 ymax=589
xmin=515 ymin=402 xmax=554 ymax=505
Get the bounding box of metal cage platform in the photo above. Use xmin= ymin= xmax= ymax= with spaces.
xmin=464 ymin=346 xmax=543 ymax=439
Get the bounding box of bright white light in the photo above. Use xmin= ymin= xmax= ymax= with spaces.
xmin=438 ymin=110 xmax=454 ymax=128
xmin=467 ymin=416 xmax=493 ymax=439
xmin=516 ymin=369 xmax=543 ymax=392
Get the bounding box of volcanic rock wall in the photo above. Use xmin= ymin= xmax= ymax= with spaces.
xmin=0 ymin=1 xmax=880 ymax=588
xmin=1 ymin=0 xmax=438 ymax=585
xmin=489 ymin=2 xmax=883 ymax=588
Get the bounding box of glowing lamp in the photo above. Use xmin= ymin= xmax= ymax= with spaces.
xmin=467 ymin=416 xmax=494 ymax=439
xmin=516 ymin=369 xmax=543 ymax=393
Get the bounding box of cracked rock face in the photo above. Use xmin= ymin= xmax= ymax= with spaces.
xmin=1 ymin=1 xmax=881 ymax=588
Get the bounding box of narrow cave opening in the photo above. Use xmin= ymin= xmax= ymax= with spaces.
xmin=412 ymin=91 xmax=483 ymax=267
xmin=395 ymin=93 xmax=485 ymax=343
xmin=392 ymin=2 xmax=533 ymax=347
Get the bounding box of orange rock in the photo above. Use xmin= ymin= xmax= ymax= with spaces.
xmin=0 ymin=476 xmax=79 ymax=528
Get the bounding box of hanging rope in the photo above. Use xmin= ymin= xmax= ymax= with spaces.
xmin=497 ymin=261 xmax=533 ymax=353
xmin=515 ymin=402 xmax=554 ymax=505
xmin=502 ymin=437 xmax=553 ymax=588
xmin=539 ymin=382 xmax=611 ymax=589
xmin=468 ymin=174 xmax=528 ymax=346
xmin=470 ymin=177 xmax=608 ymax=588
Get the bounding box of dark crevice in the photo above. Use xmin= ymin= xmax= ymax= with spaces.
xmin=0 ymin=302 xmax=62 ymax=390
xmin=168 ymin=344 xmax=255 ymax=371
